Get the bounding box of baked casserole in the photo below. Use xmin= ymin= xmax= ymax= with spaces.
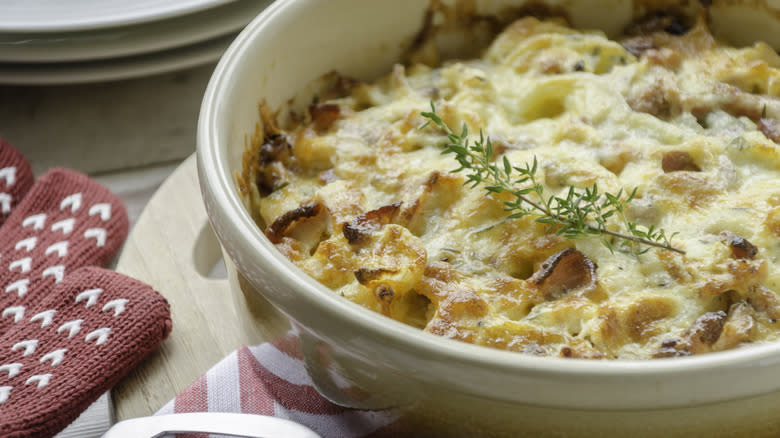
xmin=239 ymin=12 xmax=780 ymax=360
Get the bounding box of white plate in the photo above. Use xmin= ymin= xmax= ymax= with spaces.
xmin=0 ymin=0 xmax=271 ymax=63
xmin=0 ymin=0 xmax=237 ymax=33
xmin=0 ymin=32 xmax=237 ymax=85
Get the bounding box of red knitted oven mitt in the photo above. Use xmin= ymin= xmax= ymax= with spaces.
xmin=0 ymin=139 xmax=172 ymax=437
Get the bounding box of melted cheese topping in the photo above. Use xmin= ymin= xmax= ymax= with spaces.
xmin=242 ymin=16 xmax=780 ymax=359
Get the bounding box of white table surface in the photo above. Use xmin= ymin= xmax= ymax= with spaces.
xmin=0 ymin=62 xmax=219 ymax=437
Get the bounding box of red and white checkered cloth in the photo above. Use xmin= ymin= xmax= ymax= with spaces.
xmin=155 ymin=329 xmax=403 ymax=438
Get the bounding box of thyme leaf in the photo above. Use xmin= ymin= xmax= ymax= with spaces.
xmin=420 ymin=102 xmax=684 ymax=256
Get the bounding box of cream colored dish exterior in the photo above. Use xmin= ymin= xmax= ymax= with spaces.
xmin=197 ymin=0 xmax=780 ymax=436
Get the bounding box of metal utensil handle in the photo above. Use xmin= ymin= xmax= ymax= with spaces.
xmin=101 ymin=412 xmax=321 ymax=438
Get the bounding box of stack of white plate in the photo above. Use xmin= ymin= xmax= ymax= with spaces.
xmin=0 ymin=0 xmax=272 ymax=85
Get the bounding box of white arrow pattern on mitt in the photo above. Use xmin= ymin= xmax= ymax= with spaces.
xmin=84 ymin=228 xmax=107 ymax=247
xmin=25 ymin=374 xmax=51 ymax=389
xmin=42 ymin=265 xmax=65 ymax=283
xmin=51 ymin=218 xmax=75 ymax=235
xmin=57 ymin=319 xmax=82 ymax=338
xmin=59 ymin=193 xmax=82 ymax=213
xmin=44 ymin=241 xmax=68 ymax=258
xmin=75 ymin=288 xmax=102 ymax=308
xmin=21 ymin=213 xmax=45 ymax=230
xmin=0 ymin=363 xmax=22 ymax=378
xmin=14 ymin=237 xmax=36 ymax=252
xmin=3 ymin=307 xmax=25 ymax=323
xmin=30 ymin=309 xmax=56 ymax=328
xmin=8 ymin=257 xmax=31 ymax=274
xmin=11 ymin=339 xmax=37 ymax=356
xmin=5 ymin=279 xmax=29 ymax=298
xmin=102 ymin=299 xmax=128 ymax=317
xmin=85 ymin=328 xmax=111 ymax=345
xmin=89 ymin=203 xmax=111 ymax=221
xmin=39 ymin=349 xmax=66 ymax=367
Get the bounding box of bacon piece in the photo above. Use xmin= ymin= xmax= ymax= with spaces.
xmin=662 ymin=151 xmax=700 ymax=172
xmin=688 ymin=311 xmax=728 ymax=347
xmin=529 ymin=248 xmax=597 ymax=300
xmin=654 ymin=338 xmax=691 ymax=358
xmin=258 ymin=133 xmax=291 ymax=165
xmin=239 ymin=101 xmax=293 ymax=197
xmin=253 ymin=132 xmax=294 ymax=195
xmin=265 ymin=201 xmax=324 ymax=244
xmin=342 ymin=202 xmax=402 ymax=244
xmin=354 ymin=268 xmax=397 ymax=284
xmin=721 ymin=231 xmax=758 ymax=260
xmin=655 ymin=311 xmax=727 ymax=356
xmin=309 ymin=103 xmax=341 ymax=132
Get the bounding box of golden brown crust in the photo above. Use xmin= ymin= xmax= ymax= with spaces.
xmin=265 ymin=201 xmax=325 ymax=244
xmin=242 ymin=12 xmax=780 ymax=359
xmin=343 ymin=202 xmax=402 ymax=244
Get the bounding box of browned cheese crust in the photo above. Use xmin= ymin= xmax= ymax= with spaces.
xmin=240 ymin=11 xmax=780 ymax=359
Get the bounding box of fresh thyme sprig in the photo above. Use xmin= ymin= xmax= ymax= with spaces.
xmin=420 ymin=103 xmax=684 ymax=256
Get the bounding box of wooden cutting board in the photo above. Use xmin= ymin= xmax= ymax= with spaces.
xmin=109 ymin=154 xmax=289 ymax=421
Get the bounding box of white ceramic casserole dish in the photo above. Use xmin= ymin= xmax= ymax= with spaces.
xmin=197 ymin=0 xmax=780 ymax=436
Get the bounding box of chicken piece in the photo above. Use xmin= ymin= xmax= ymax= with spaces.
xmin=720 ymin=231 xmax=758 ymax=260
xmin=418 ymin=262 xmax=489 ymax=343
xmin=352 ymin=224 xmax=427 ymax=316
